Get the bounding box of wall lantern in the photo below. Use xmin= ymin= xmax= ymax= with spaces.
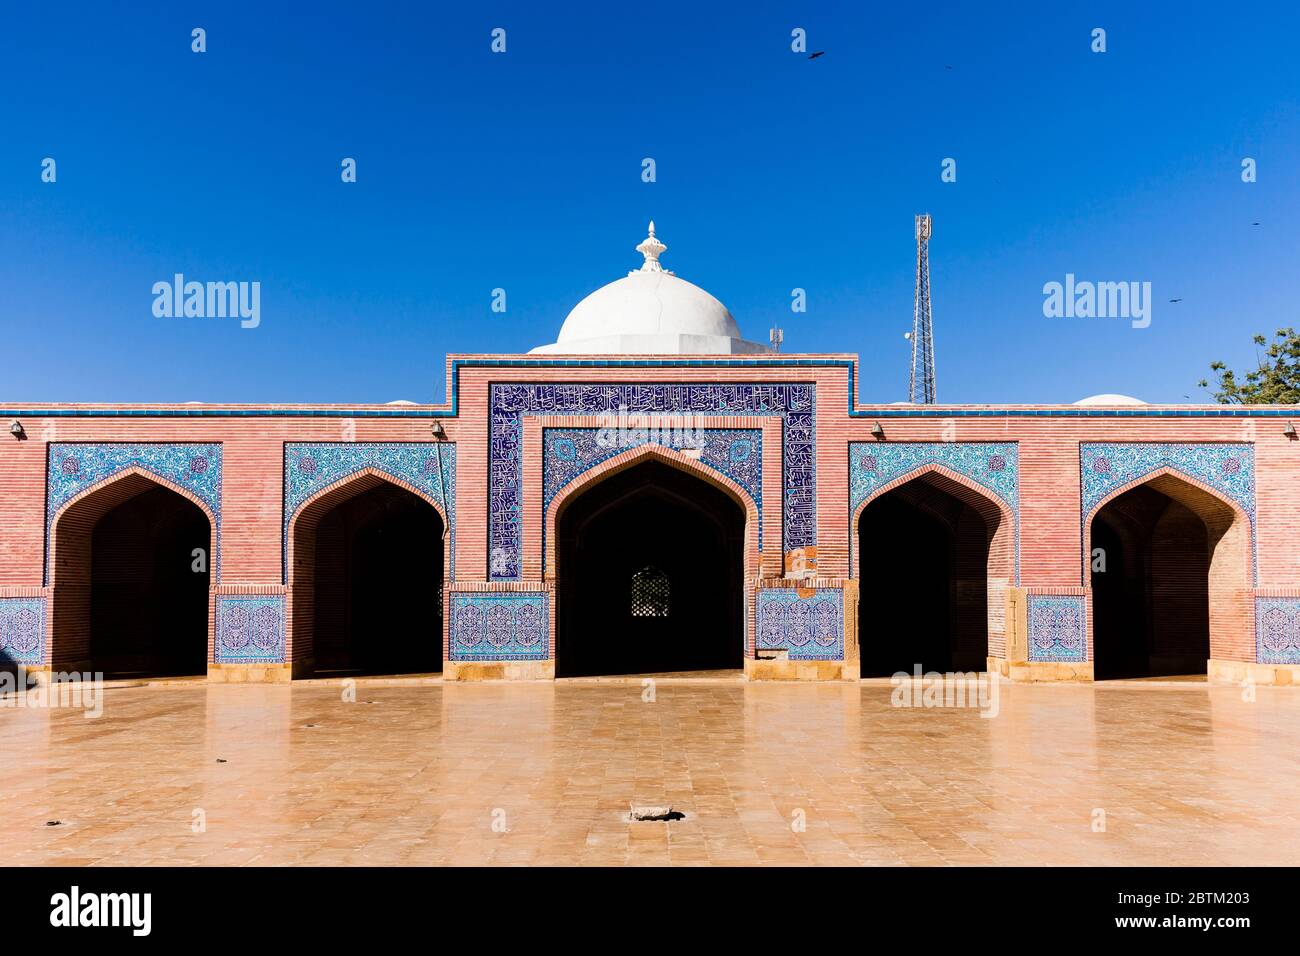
xmin=9 ymin=420 xmax=24 ymax=440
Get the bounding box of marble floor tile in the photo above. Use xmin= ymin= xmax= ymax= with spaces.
xmin=1 ymin=679 xmax=1297 ymax=866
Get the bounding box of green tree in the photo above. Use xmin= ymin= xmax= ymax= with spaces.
xmin=1200 ymin=327 xmax=1300 ymax=404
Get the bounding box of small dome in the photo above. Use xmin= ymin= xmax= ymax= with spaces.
xmin=531 ymin=222 xmax=771 ymax=355
xmin=1074 ymin=393 xmax=1147 ymax=406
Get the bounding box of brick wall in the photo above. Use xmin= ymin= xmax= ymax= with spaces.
xmin=3 ymin=354 xmax=1297 ymax=673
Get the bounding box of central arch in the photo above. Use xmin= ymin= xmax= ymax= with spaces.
xmin=288 ymin=471 xmax=446 ymax=677
xmin=1087 ymin=470 xmax=1250 ymax=679
xmin=854 ymin=468 xmax=1014 ymax=676
xmin=553 ymin=455 xmax=747 ymax=677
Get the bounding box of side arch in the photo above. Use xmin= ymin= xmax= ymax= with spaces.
xmin=50 ymin=465 xmax=219 ymax=586
xmin=851 ymin=463 xmax=1017 ymax=582
xmin=285 ymin=466 xmax=451 ymax=578
xmin=853 ymin=463 xmax=1017 ymax=671
xmin=48 ymin=466 xmax=216 ymax=673
xmin=1084 ymin=466 xmax=1253 ymax=670
xmin=286 ymin=467 xmax=449 ymax=676
xmin=1082 ymin=464 xmax=1253 ymax=585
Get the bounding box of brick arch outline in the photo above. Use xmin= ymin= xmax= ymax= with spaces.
xmin=1083 ymin=465 xmax=1254 ymax=665
xmin=48 ymin=466 xmax=217 ymax=670
xmin=285 ymin=467 xmax=450 ymax=674
xmin=286 ymin=467 xmax=451 ymax=571
xmin=544 ymin=443 xmax=761 ymax=660
xmin=1082 ymin=464 xmax=1252 ymax=577
xmin=851 ymin=463 xmax=1017 ymax=581
xmin=851 ymin=463 xmax=1018 ymax=662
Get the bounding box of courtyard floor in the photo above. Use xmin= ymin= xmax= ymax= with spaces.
xmin=2 ymin=677 xmax=1298 ymax=866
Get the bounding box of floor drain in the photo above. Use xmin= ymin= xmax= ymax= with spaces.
xmin=628 ymin=807 xmax=685 ymax=822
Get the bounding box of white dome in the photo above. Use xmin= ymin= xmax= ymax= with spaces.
xmin=558 ymin=270 xmax=742 ymax=341
xmin=530 ymin=222 xmax=771 ymax=355
xmin=1074 ymin=393 xmax=1147 ymax=406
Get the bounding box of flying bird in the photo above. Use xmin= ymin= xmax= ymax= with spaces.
xmin=1252 ymin=221 xmax=1261 ymax=226
xmin=1169 ymin=298 xmax=1183 ymax=303
xmin=808 ymin=51 xmax=825 ymax=59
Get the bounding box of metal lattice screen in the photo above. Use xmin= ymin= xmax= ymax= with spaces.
xmin=630 ymin=566 xmax=670 ymax=618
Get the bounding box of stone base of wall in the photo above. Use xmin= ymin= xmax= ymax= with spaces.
xmin=444 ymin=660 xmax=555 ymax=681
xmin=987 ymin=656 xmax=1094 ymax=682
xmin=207 ymin=663 xmax=292 ymax=683
xmin=745 ymin=658 xmax=858 ymax=681
xmin=1208 ymin=658 xmax=1300 ymax=686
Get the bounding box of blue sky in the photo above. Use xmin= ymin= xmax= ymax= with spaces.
xmin=2 ymin=1 xmax=1297 ymax=405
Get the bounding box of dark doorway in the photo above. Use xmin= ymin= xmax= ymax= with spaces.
xmin=1091 ymin=483 xmax=1211 ymax=679
xmin=308 ymin=482 xmax=444 ymax=676
xmin=556 ymin=460 xmax=744 ymax=677
xmin=88 ymin=485 xmax=210 ymax=678
xmin=857 ymin=477 xmax=991 ymax=676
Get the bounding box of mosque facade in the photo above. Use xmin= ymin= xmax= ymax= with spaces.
xmin=2 ymin=224 xmax=1299 ymax=685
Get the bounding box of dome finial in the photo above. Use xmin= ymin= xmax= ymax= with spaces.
xmin=635 ymin=220 xmax=671 ymax=274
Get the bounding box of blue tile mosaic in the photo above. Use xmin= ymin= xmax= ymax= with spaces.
xmin=1026 ymin=594 xmax=1087 ymax=663
xmin=46 ymin=443 xmax=222 ymax=585
xmin=1080 ymin=443 xmax=1254 ymax=520
xmin=490 ymin=383 xmax=814 ymax=580
xmin=0 ymin=597 xmax=45 ymax=666
xmin=283 ymin=442 xmax=456 ymax=582
xmin=1080 ymin=443 xmax=1255 ymax=583
xmin=848 ymin=442 xmax=1019 ymax=581
xmin=755 ymin=588 xmax=843 ymax=661
xmin=542 ymin=427 xmax=762 ymax=569
xmin=1256 ymin=598 xmax=1300 ymax=665
xmin=214 ymin=595 xmax=285 ymax=664
xmin=449 ymin=592 xmax=549 ymax=661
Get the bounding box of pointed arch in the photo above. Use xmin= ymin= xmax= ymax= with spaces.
xmin=285 ymin=466 xmax=450 ymax=574
xmin=854 ymin=465 xmax=1016 ymax=673
xmin=1082 ymin=464 xmax=1252 ymax=583
xmin=1085 ymin=467 xmax=1253 ymax=673
xmin=545 ymin=443 xmax=760 ymax=586
xmin=549 ymin=446 xmax=755 ymax=675
xmin=287 ymin=468 xmax=448 ymax=677
xmin=48 ymin=467 xmax=215 ymax=674
xmin=50 ymin=465 xmax=218 ymax=585
xmin=851 ymin=462 xmax=1017 ymax=584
